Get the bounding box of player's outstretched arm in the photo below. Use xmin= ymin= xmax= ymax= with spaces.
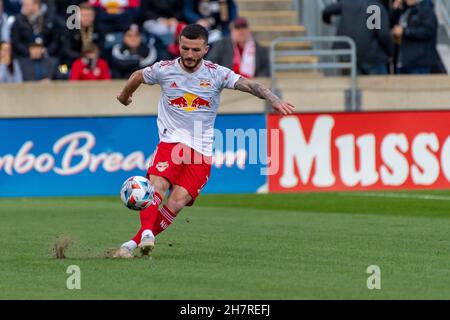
xmin=234 ymin=78 xmax=295 ymax=115
xmin=117 ymin=70 xmax=145 ymax=106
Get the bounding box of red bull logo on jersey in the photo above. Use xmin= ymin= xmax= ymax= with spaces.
xmin=168 ymin=93 xmax=211 ymax=112
xmin=200 ymin=80 xmax=211 ymax=88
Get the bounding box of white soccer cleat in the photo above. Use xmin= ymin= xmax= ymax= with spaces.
xmin=139 ymin=230 xmax=155 ymax=256
xmin=112 ymin=246 xmax=135 ymax=259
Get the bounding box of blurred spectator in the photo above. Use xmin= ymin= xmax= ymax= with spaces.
xmin=391 ymin=0 xmax=439 ymax=74
xmin=207 ymin=17 xmax=269 ymax=78
xmin=322 ymin=0 xmax=393 ymax=75
xmin=5 ymin=0 xmax=58 ymax=18
xmin=0 ymin=41 xmax=22 ymax=82
xmin=166 ymin=22 xmax=187 ymax=58
xmin=18 ymin=38 xmax=58 ymax=81
xmin=89 ymin=0 xmax=140 ymax=34
xmin=41 ymin=0 xmax=56 ymax=19
xmin=110 ymin=24 xmax=157 ymax=79
xmin=184 ymin=0 xmax=237 ymax=42
xmin=10 ymin=0 xmax=62 ymax=58
xmin=1 ymin=0 xmax=14 ymax=42
xmin=3 ymin=0 xmax=21 ymax=15
xmin=62 ymin=2 xmax=104 ymax=66
xmin=140 ymin=0 xmax=185 ymax=58
xmin=70 ymin=43 xmax=111 ymax=80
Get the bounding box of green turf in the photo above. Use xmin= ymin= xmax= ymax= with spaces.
xmin=0 ymin=191 xmax=449 ymax=300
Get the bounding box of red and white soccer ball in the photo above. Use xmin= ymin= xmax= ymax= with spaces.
xmin=120 ymin=176 xmax=155 ymax=211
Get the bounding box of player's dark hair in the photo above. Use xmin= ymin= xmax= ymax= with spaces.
xmin=179 ymin=24 xmax=209 ymax=44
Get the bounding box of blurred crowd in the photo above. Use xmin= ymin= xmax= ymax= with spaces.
xmin=0 ymin=0 xmax=270 ymax=83
xmin=2 ymin=0 xmax=438 ymax=84
xmin=322 ymin=0 xmax=444 ymax=75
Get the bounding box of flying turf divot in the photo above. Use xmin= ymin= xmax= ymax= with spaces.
xmin=52 ymin=235 xmax=73 ymax=259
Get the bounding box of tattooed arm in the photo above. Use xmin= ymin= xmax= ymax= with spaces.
xmin=234 ymin=77 xmax=295 ymax=115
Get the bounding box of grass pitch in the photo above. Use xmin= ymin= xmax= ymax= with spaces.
xmin=0 ymin=191 xmax=449 ymax=300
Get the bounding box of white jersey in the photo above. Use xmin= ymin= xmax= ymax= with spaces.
xmin=143 ymin=58 xmax=241 ymax=156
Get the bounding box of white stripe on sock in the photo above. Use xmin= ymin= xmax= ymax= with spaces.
xmin=154 ymin=194 xmax=162 ymax=205
xmin=160 ymin=207 xmax=174 ymax=223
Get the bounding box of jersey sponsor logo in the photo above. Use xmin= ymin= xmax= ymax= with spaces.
xmin=156 ymin=161 xmax=169 ymax=172
xmin=168 ymin=93 xmax=211 ymax=112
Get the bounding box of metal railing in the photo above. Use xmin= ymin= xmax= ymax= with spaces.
xmin=298 ymin=0 xmax=338 ymax=37
xmin=436 ymin=0 xmax=450 ymax=39
xmin=438 ymin=0 xmax=450 ymax=17
xmin=434 ymin=0 xmax=450 ymax=73
xmin=270 ymin=36 xmax=359 ymax=111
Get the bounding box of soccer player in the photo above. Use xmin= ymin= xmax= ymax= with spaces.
xmin=114 ymin=24 xmax=295 ymax=258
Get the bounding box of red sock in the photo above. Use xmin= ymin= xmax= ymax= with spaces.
xmin=131 ymin=192 xmax=162 ymax=244
xmin=152 ymin=205 xmax=177 ymax=237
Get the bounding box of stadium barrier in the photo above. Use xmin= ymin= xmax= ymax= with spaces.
xmin=0 ymin=81 xmax=266 ymax=118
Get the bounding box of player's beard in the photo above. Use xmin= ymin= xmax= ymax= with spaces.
xmin=181 ymin=57 xmax=202 ymax=71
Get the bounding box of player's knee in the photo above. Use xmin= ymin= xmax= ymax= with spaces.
xmin=149 ymin=176 xmax=170 ymax=195
xmin=166 ymin=195 xmax=190 ymax=214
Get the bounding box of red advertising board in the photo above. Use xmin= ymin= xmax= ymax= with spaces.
xmin=268 ymin=111 xmax=450 ymax=192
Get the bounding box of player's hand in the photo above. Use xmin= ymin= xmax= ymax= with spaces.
xmin=272 ymin=101 xmax=295 ymax=116
xmin=117 ymin=93 xmax=132 ymax=106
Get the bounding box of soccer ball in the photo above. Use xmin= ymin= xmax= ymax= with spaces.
xmin=120 ymin=176 xmax=155 ymax=211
